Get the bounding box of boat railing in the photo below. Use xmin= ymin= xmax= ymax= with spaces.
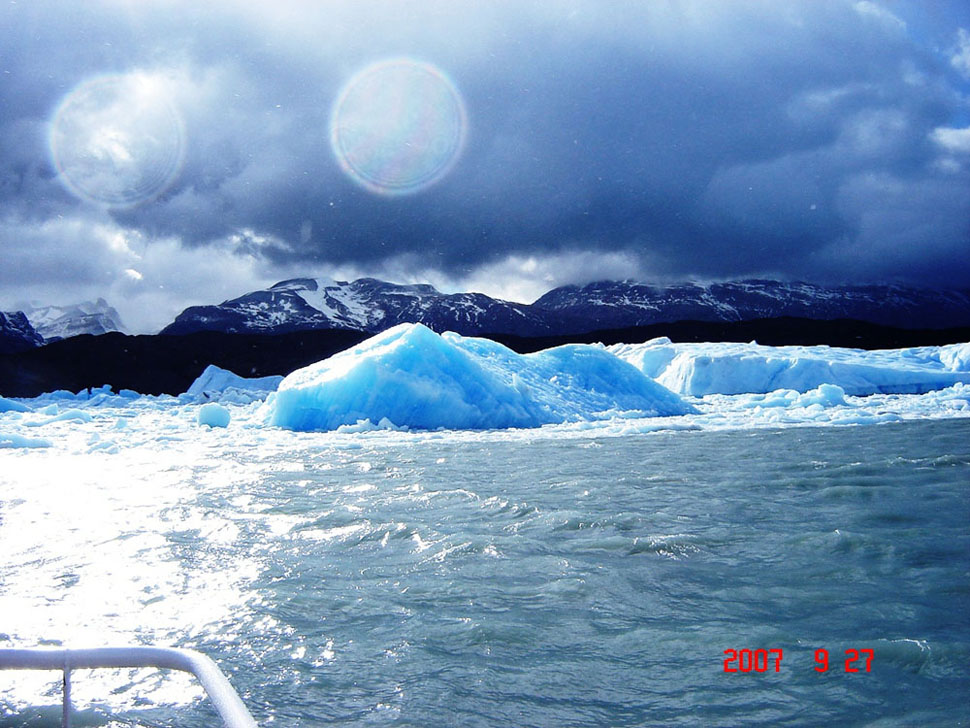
xmin=0 ymin=646 xmax=258 ymax=728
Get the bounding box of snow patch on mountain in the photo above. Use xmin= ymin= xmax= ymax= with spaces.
xmin=163 ymin=277 xmax=547 ymax=336
xmin=161 ymin=277 xmax=970 ymax=338
xmin=23 ymin=298 xmax=125 ymax=341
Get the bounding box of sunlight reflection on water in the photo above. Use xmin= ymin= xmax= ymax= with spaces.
xmin=0 ymin=451 xmax=257 ymax=716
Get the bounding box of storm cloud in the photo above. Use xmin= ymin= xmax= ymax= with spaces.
xmin=1 ymin=0 xmax=969 ymax=331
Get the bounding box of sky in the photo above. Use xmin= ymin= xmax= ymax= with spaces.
xmin=1 ymin=0 xmax=970 ymax=333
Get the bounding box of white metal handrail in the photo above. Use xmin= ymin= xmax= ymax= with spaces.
xmin=0 ymin=646 xmax=258 ymax=728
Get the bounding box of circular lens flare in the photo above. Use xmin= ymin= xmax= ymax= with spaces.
xmin=50 ymin=73 xmax=185 ymax=208
xmin=330 ymin=59 xmax=467 ymax=196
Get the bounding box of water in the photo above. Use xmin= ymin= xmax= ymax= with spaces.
xmin=2 ymin=419 xmax=969 ymax=726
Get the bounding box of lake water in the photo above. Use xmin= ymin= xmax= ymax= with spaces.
xmin=2 ymin=418 xmax=969 ymax=726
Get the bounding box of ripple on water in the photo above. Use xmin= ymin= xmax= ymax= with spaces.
xmin=2 ymin=419 xmax=969 ymax=725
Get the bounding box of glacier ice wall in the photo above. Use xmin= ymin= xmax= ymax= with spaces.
xmin=609 ymin=339 xmax=970 ymax=396
xmin=265 ymin=323 xmax=694 ymax=431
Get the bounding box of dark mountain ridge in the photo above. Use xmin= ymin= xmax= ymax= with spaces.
xmin=162 ymin=277 xmax=970 ymax=338
xmin=0 ymin=311 xmax=44 ymax=354
xmin=532 ymin=279 xmax=970 ymax=330
xmin=161 ymin=277 xmax=548 ymax=337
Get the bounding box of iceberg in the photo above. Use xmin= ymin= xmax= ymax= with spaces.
xmin=609 ymin=339 xmax=970 ymax=396
xmin=26 ymin=385 xmax=124 ymax=405
xmin=184 ymin=364 xmax=284 ymax=404
xmin=265 ymin=323 xmax=694 ymax=432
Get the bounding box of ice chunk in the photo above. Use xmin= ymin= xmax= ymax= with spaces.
xmin=51 ymin=408 xmax=93 ymax=423
xmin=796 ymin=383 xmax=846 ymax=407
xmin=28 ymin=385 xmax=116 ymax=404
xmin=197 ymin=402 xmax=231 ymax=428
xmin=25 ymin=408 xmax=93 ymax=426
xmin=0 ymin=432 xmax=51 ymax=449
xmin=185 ymin=364 xmax=283 ymax=404
xmin=335 ymin=417 xmax=403 ymax=433
xmin=940 ymin=343 xmax=970 ymax=372
xmin=609 ymin=340 xmax=970 ymax=396
xmin=734 ymin=384 xmax=847 ymax=410
xmin=0 ymin=396 xmax=29 ymax=413
xmin=266 ymin=323 xmax=693 ymax=432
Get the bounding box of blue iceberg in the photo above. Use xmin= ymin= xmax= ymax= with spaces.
xmin=184 ymin=364 xmax=283 ymax=403
xmin=610 ymin=339 xmax=970 ymax=396
xmin=266 ymin=323 xmax=694 ymax=431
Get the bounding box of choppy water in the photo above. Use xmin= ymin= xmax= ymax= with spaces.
xmin=2 ymin=419 xmax=969 ymax=726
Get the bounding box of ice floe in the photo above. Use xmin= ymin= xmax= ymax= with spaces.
xmin=0 ymin=432 xmax=51 ymax=449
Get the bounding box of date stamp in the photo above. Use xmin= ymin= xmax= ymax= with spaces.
xmin=723 ymin=648 xmax=874 ymax=673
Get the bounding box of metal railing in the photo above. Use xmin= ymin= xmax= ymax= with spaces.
xmin=0 ymin=646 xmax=258 ymax=728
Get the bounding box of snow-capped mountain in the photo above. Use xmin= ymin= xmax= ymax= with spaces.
xmin=532 ymin=280 xmax=970 ymax=331
xmin=161 ymin=278 xmax=970 ymax=337
xmin=23 ymin=298 xmax=125 ymax=342
xmin=0 ymin=311 xmax=44 ymax=353
xmin=162 ymin=278 xmax=551 ymax=336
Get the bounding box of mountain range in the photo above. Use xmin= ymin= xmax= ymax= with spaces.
xmin=161 ymin=277 xmax=970 ymax=337
xmin=0 ymin=298 xmax=125 ymax=353
xmin=161 ymin=277 xmax=547 ymax=336
xmin=21 ymin=298 xmax=125 ymax=342
xmin=4 ymin=278 xmax=970 ymax=357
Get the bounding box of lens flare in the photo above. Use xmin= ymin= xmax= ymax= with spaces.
xmin=330 ymin=59 xmax=467 ymax=196
xmin=50 ymin=73 xmax=185 ymax=207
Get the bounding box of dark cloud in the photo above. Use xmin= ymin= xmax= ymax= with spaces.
xmin=1 ymin=0 xmax=969 ymax=330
